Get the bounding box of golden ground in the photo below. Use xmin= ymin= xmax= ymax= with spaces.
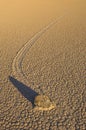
xmin=0 ymin=0 xmax=86 ymax=129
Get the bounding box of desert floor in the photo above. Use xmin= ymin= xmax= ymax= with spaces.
xmin=0 ymin=0 xmax=86 ymax=130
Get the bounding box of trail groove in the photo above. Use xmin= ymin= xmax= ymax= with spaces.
xmin=12 ymin=14 xmax=66 ymax=85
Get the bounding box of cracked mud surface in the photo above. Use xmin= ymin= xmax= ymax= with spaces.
xmin=0 ymin=1 xmax=86 ymax=130
xmin=22 ymin=15 xmax=86 ymax=130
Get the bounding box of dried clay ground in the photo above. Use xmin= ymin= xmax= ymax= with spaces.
xmin=0 ymin=0 xmax=86 ymax=130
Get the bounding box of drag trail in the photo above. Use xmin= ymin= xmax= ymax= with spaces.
xmin=12 ymin=14 xmax=67 ymax=85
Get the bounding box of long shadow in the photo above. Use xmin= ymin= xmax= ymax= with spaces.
xmin=9 ymin=76 xmax=38 ymax=106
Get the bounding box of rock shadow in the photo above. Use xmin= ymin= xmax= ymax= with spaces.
xmin=9 ymin=76 xmax=38 ymax=106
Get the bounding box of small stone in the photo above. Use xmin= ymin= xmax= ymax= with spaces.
xmin=34 ymin=95 xmax=56 ymax=111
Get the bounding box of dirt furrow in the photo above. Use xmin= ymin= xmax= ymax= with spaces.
xmin=12 ymin=14 xmax=66 ymax=84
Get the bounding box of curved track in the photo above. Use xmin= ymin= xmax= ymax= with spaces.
xmin=12 ymin=14 xmax=66 ymax=84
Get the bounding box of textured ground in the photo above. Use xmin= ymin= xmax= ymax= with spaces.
xmin=0 ymin=0 xmax=86 ymax=130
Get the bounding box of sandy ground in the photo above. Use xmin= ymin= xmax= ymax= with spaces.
xmin=0 ymin=0 xmax=86 ymax=130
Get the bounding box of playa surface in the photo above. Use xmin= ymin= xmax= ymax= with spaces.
xmin=0 ymin=0 xmax=86 ymax=129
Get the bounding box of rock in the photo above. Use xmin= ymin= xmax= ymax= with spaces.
xmin=34 ymin=95 xmax=56 ymax=111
